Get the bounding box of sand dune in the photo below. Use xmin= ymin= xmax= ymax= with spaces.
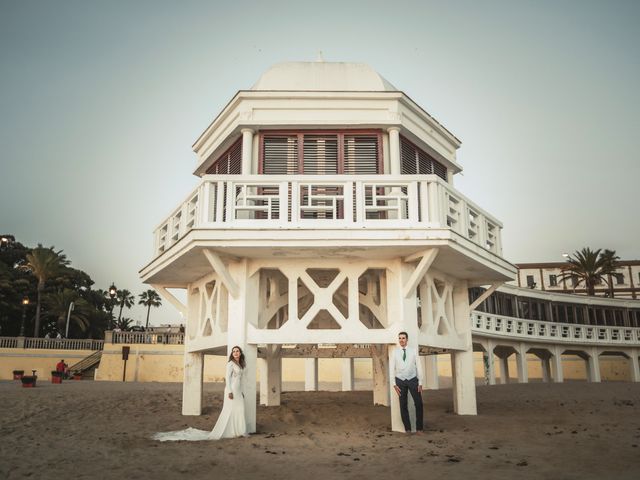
xmin=1 ymin=380 xmax=639 ymax=479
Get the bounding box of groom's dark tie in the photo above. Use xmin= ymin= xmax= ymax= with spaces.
xmin=402 ymin=348 xmax=406 ymax=361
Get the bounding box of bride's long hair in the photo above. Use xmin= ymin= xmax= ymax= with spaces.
xmin=228 ymin=346 xmax=246 ymax=368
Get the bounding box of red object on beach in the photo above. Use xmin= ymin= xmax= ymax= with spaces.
xmin=72 ymin=374 xmax=82 ymax=381
xmin=21 ymin=376 xmax=37 ymax=388
xmin=52 ymin=375 xmax=62 ymax=384
xmin=13 ymin=371 xmax=24 ymax=380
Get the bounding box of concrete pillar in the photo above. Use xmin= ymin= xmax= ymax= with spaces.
xmin=499 ymin=356 xmax=510 ymax=384
xmin=586 ymin=348 xmax=601 ymax=383
xmin=485 ymin=340 xmax=496 ymax=386
xmin=181 ymin=352 xmax=204 ymax=415
xmin=387 ymin=259 xmax=421 ymax=432
xmin=516 ymin=343 xmax=529 ymax=383
xmin=451 ymin=281 xmax=477 ymax=415
xmin=629 ymin=349 xmax=640 ymax=382
xmin=342 ymin=358 xmax=354 ymax=391
xmin=259 ymin=346 xmax=281 ymax=406
xmin=241 ymin=128 xmax=254 ymax=174
xmin=227 ymin=260 xmax=259 ymax=433
xmin=424 ymin=354 xmax=440 ymax=390
xmin=371 ymin=345 xmax=389 ymax=406
xmin=304 ymin=357 xmax=318 ymax=391
xmin=541 ymin=356 xmax=552 ymax=383
xmin=387 ymin=127 xmax=401 ymax=175
xmin=552 ymin=347 xmax=564 ymax=383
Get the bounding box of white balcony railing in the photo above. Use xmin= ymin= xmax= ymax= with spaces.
xmin=471 ymin=312 xmax=640 ymax=346
xmin=154 ymin=174 xmax=504 ymax=257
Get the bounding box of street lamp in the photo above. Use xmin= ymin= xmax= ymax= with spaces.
xmin=19 ymin=297 xmax=29 ymax=337
xmin=65 ymin=301 xmax=75 ymax=338
xmin=108 ymin=283 xmax=117 ymax=330
xmin=0 ymin=237 xmax=10 ymax=251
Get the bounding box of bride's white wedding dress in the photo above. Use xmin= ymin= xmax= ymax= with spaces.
xmin=153 ymin=361 xmax=247 ymax=441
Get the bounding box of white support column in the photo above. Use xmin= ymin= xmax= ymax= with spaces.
xmin=305 ymin=358 xmax=318 ymax=391
xmin=387 ymin=127 xmax=401 ymax=175
xmin=388 ymin=259 xmax=421 ymax=432
xmin=259 ymin=346 xmax=281 ymax=406
xmin=371 ymin=345 xmax=389 ymax=406
xmin=424 ymin=354 xmax=440 ymax=390
xmin=182 ymin=352 xmax=204 ymax=415
xmin=227 ymin=259 xmax=259 ymax=433
xmin=241 ymin=128 xmax=254 ymax=174
xmin=629 ymin=349 xmax=640 ymax=382
xmin=342 ymin=358 xmax=354 ymax=391
xmin=499 ymin=356 xmax=510 ymax=384
xmin=516 ymin=343 xmax=529 ymax=384
xmin=451 ymin=280 xmax=477 ymax=415
xmin=586 ymin=348 xmax=601 ymax=383
xmin=485 ymin=340 xmax=496 ymax=386
xmin=541 ymin=356 xmax=552 ymax=383
xmin=552 ymin=346 xmax=564 ymax=383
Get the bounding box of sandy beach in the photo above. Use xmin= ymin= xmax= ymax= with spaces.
xmin=1 ymin=380 xmax=639 ymax=480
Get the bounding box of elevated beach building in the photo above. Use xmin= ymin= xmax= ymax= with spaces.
xmin=139 ymin=62 xmax=516 ymax=432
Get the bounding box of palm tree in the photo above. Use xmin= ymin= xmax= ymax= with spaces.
xmin=114 ymin=316 xmax=133 ymax=331
xmin=19 ymin=245 xmax=69 ymax=337
xmin=44 ymin=289 xmax=91 ymax=335
xmin=558 ymin=248 xmax=620 ymax=296
xmin=115 ymin=289 xmax=135 ymax=323
xmin=138 ymin=289 xmax=162 ymax=329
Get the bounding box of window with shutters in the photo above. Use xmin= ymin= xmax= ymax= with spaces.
xmin=260 ymin=131 xmax=382 ymax=175
xmin=400 ymin=136 xmax=448 ymax=181
xmin=206 ymin=139 xmax=242 ymax=174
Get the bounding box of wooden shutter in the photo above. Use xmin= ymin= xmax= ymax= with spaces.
xmin=343 ymin=134 xmax=380 ymax=174
xmin=400 ymin=136 xmax=447 ymax=180
xmin=206 ymin=139 xmax=242 ymax=174
xmin=262 ymin=135 xmax=299 ymax=174
xmin=303 ymin=135 xmax=338 ymax=174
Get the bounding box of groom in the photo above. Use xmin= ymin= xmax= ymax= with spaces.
xmin=391 ymin=331 xmax=424 ymax=433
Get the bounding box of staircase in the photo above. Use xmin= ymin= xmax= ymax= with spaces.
xmin=68 ymin=351 xmax=102 ymax=379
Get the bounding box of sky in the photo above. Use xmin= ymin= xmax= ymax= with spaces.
xmin=1 ymin=0 xmax=638 ymax=326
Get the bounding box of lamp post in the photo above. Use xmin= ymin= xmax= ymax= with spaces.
xmin=65 ymin=301 xmax=75 ymax=338
xmin=108 ymin=283 xmax=117 ymax=330
xmin=19 ymin=297 xmax=29 ymax=337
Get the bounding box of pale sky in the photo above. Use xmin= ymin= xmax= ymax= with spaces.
xmin=1 ymin=0 xmax=638 ymax=325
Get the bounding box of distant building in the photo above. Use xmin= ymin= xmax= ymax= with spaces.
xmin=515 ymin=260 xmax=640 ymax=299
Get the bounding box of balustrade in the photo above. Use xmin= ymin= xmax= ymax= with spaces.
xmin=472 ymin=312 xmax=640 ymax=346
xmin=153 ymin=174 xmax=503 ymax=257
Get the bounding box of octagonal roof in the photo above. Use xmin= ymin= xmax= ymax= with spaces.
xmin=251 ymin=61 xmax=397 ymax=92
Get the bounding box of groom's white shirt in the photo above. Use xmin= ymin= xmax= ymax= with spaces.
xmin=390 ymin=345 xmax=424 ymax=385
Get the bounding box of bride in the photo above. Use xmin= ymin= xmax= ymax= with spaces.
xmin=153 ymin=346 xmax=248 ymax=441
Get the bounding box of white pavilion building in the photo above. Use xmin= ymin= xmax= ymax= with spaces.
xmin=140 ymin=61 xmax=516 ymax=432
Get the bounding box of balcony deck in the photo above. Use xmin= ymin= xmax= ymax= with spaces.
xmin=141 ymin=174 xmax=515 ymax=286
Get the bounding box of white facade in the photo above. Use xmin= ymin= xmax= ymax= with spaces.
xmin=140 ymin=62 xmax=516 ymax=431
xmin=516 ymin=261 xmax=640 ymax=300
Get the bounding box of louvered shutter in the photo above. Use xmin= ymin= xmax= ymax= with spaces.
xmin=303 ymin=135 xmax=338 ymax=174
xmin=263 ymin=135 xmax=299 ymax=174
xmin=344 ymin=134 xmax=380 ymax=174
xmin=206 ymin=139 xmax=242 ymax=174
xmin=400 ymin=136 xmax=447 ymax=181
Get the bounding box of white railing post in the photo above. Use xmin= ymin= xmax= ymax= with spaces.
xmin=355 ymin=181 xmax=365 ymax=225
xmin=290 ymin=180 xmax=299 ymax=225
xmin=344 ymin=181 xmax=354 ymax=223
xmin=278 ymin=181 xmax=288 ymax=225
xmin=407 ymin=182 xmax=418 ymax=223
xmin=200 ymin=182 xmax=211 ymax=225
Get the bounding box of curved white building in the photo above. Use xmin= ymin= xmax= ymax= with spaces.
xmin=140 ymin=61 xmax=518 ymax=432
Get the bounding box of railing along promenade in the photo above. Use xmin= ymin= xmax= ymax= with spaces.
xmin=0 ymin=337 xmax=104 ymax=350
xmin=153 ymin=174 xmax=504 ymax=257
xmin=3 ymin=315 xmax=639 ymax=350
xmin=472 ymin=312 xmax=640 ymax=346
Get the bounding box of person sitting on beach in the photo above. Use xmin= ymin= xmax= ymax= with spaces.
xmin=391 ymin=331 xmax=425 ymax=434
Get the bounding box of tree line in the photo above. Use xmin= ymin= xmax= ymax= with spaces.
xmin=0 ymin=235 xmax=162 ymax=338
